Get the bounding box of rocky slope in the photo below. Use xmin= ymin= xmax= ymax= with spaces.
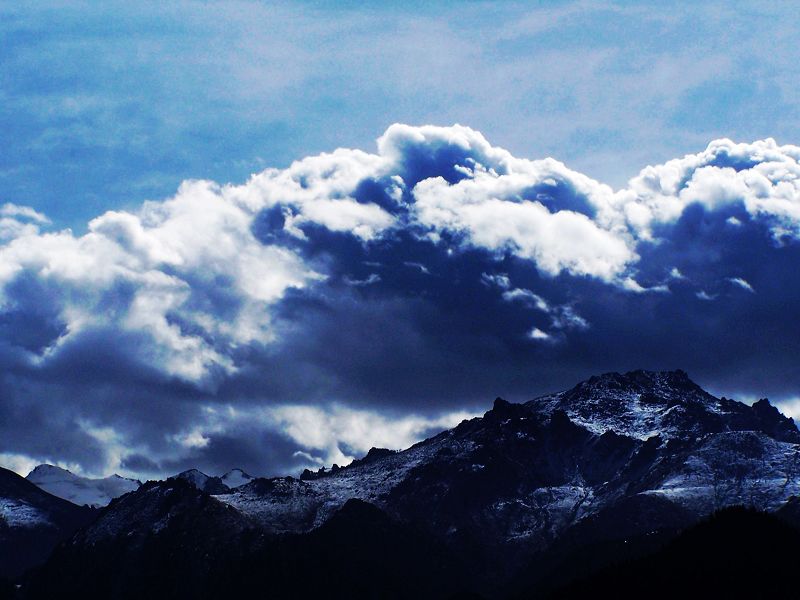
xmin=217 ymin=371 xmax=800 ymax=564
xmin=20 ymin=370 xmax=800 ymax=597
xmin=0 ymin=467 xmax=96 ymax=579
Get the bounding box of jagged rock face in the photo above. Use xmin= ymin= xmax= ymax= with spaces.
xmin=534 ymin=369 xmax=800 ymax=443
xmin=73 ymin=479 xmax=251 ymax=547
xmin=218 ymin=370 xmax=800 ymax=564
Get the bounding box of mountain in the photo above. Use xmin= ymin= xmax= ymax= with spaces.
xmin=218 ymin=371 xmax=800 ymax=570
xmin=220 ymin=468 xmax=254 ymax=489
xmin=19 ymin=370 xmax=800 ymax=597
xmin=27 ymin=487 xmax=469 ymax=600
xmin=26 ymin=464 xmax=141 ymax=508
xmin=0 ymin=466 xmax=96 ymax=580
xmin=169 ymin=469 xmax=229 ymax=494
xmin=24 ymin=477 xmax=256 ymax=600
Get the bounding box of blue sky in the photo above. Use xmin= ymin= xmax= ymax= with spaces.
xmin=4 ymin=1 xmax=800 ymax=229
xmin=4 ymin=1 xmax=800 ymax=480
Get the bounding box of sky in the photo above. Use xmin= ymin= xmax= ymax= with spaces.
xmin=3 ymin=1 xmax=800 ymax=480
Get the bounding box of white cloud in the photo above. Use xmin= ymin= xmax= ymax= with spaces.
xmin=0 ymin=452 xmax=42 ymax=477
xmin=0 ymin=203 xmax=50 ymax=224
xmin=195 ymin=403 xmax=478 ymax=469
xmin=234 ymin=148 xmax=396 ymax=241
xmin=529 ymin=327 xmax=552 ymax=341
xmin=172 ymin=429 xmax=211 ymax=450
xmin=483 ymin=272 xmax=589 ymax=334
xmin=727 ymin=277 xmax=755 ymax=293
xmin=623 ymin=138 xmax=800 ymax=242
xmin=669 ymin=267 xmax=686 ymax=280
xmin=403 ymin=261 xmax=430 ymax=274
xmin=501 ymin=287 xmax=551 ymax=312
xmin=0 ymin=181 xmax=323 ymax=388
xmin=775 ymin=398 xmax=800 ymax=421
xmin=264 ymin=404 xmax=477 ymax=466
xmin=3 ymin=124 xmax=800 ymax=394
xmin=481 ymin=272 xmax=511 ymax=289
xmin=344 ymin=273 xmax=381 ymax=286
xmin=411 ymin=156 xmax=637 ymax=283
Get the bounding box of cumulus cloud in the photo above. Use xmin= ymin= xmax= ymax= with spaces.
xmin=4 ymin=124 xmax=800 ymax=478
xmin=622 ymin=138 xmax=800 ymax=242
xmin=0 ymin=181 xmax=323 ymax=387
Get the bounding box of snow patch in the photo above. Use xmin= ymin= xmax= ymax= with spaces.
xmin=0 ymin=497 xmax=51 ymax=528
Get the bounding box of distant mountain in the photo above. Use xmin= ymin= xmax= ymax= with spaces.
xmin=27 ymin=464 xmax=140 ymax=508
xmin=0 ymin=466 xmax=96 ymax=579
xmin=220 ymin=468 xmax=254 ymax=489
xmin=169 ymin=469 xmax=230 ymax=495
xmin=19 ymin=370 xmax=800 ymax=597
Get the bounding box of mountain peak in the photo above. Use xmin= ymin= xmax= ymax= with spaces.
xmin=221 ymin=468 xmax=254 ymax=489
xmin=563 ymin=369 xmax=709 ymax=408
xmin=582 ymin=369 xmax=700 ymax=393
xmin=27 ymin=464 xmax=140 ymax=508
xmin=28 ymin=464 xmax=72 ymax=477
xmin=172 ymin=469 xmax=230 ymax=494
xmin=525 ymin=368 xmax=800 ymax=442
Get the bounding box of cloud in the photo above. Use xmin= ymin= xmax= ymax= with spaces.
xmin=3 ymin=124 xmax=800 ymax=478
xmin=528 ymin=327 xmax=553 ymax=342
xmin=727 ymin=277 xmax=755 ymax=293
xmin=0 ymin=203 xmax=49 ymax=224
xmin=622 ymin=138 xmax=800 ymax=242
xmin=0 ymin=180 xmax=324 ymax=388
xmin=262 ymin=404 xmax=477 ymax=467
xmin=403 ymin=125 xmax=637 ymax=283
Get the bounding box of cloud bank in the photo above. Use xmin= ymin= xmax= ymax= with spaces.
xmin=3 ymin=124 xmax=800 ymax=478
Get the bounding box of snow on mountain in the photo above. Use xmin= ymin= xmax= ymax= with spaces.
xmin=27 ymin=464 xmax=141 ymax=508
xmin=30 ymin=369 xmax=800 ymax=592
xmin=530 ymin=370 xmax=800 ymax=443
xmin=0 ymin=497 xmax=51 ymax=528
xmin=170 ymin=469 xmax=229 ymax=494
xmin=221 ymin=469 xmax=254 ymax=489
xmin=215 ymin=370 xmax=800 ymax=555
xmin=0 ymin=466 xmax=96 ymax=579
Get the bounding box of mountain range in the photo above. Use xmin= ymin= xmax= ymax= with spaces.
xmin=26 ymin=465 xmax=141 ymax=508
xmin=4 ymin=370 xmax=800 ymax=598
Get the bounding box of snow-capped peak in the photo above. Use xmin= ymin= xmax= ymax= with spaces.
xmin=26 ymin=464 xmax=140 ymax=508
xmin=221 ymin=469 xmax=254 ymax=489
xmin=526 ymin=369 xmax=800 ymax=442
xmin=171 ymin=469 xmax=230 ymax=494
xmin=174 ymin=469 xmax=209 ymax=488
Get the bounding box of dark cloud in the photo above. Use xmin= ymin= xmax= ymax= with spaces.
xmin=2 ymin=126 xmax=800 ymax=478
